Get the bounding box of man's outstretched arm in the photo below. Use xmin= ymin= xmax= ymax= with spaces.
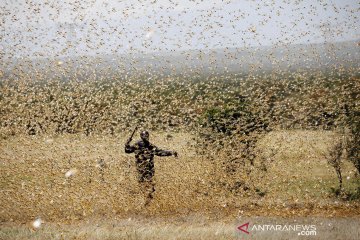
xmin=153 ymin=145 xmax=178 ymax=157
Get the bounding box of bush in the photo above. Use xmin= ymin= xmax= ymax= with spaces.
xmin=197 ymin=95 xmax=271 ymax=194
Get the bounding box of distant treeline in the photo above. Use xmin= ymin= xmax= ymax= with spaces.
xmin=0 ymin=69 xmax=358 ymax=137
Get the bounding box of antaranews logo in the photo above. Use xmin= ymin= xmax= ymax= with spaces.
xmin=238 ymin=222 xmax=250 ymax=234
xmin=237 ymin=222 xmax=317 ymax=236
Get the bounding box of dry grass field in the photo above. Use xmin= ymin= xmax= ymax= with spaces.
xmin=1 ymin=130 xmax=359 ymax=239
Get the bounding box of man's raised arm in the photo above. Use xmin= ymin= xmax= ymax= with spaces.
xmin=125 ymin=140 xmax=135 ymax=153
xmin=125 ymin=126 xmax=138 ymax=153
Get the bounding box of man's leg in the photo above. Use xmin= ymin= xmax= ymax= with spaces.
xmin=137 ymin=178 xmax=153 ymax=206
xmin=137 ymin=161 xmax=155 ymax=206
xmin=143 ymin=180 xmax=155 ymax=206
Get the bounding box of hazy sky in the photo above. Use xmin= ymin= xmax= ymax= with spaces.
xmin=2 ymin=0 xmax=359 ymax=59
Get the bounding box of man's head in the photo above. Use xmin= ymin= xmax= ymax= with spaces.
xmin=140 ymin=130 xmax=150 ymax=142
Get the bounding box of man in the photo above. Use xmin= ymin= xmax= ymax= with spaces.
xmin=125 ymin=130 xmax=178 ymax=205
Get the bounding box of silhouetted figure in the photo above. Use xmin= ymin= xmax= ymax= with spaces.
xmin=125 ymin=130 xmax=177 ymax=205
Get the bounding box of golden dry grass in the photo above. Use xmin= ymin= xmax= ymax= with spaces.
xmin=1 ymin=130 xmax=359 ymax=226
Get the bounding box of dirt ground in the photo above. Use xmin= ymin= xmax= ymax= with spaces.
xmin=1 ymin=215 xmax=360 ymax=240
